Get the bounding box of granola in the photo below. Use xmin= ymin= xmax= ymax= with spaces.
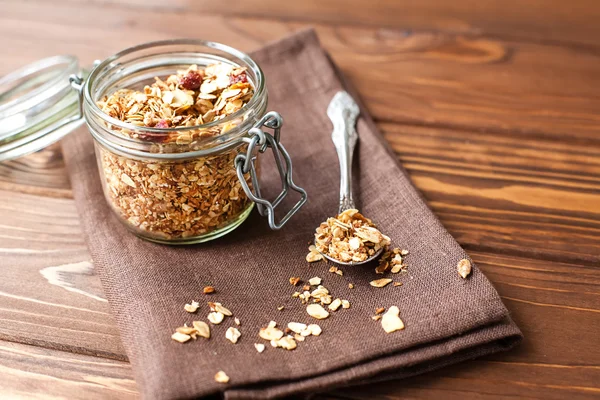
xmin=96 ymin=63 xmax=257 ymax=241
xmin=313 ymin=209 xmax=390 ymax=263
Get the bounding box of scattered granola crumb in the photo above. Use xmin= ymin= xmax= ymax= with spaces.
xmin=203 ymin=286 xmax=215 ymax=294
xmin=306 ymin=304 xmax=330 ymax=319
xmin=375 ymin=307 xmax=385 ymax=315
xmin=328 ymin=298 xmax=342 ymax=311
xmin=171 ymin=332 xmax=191 ymax=343
xmin=335 ymin=269 xmax=343 ymax=276
xmin=308 ymin=324 xmax=322 ymax=336
xmin=225 ymin=327 xmax=241 ymax=344
xmin=289 ymin=277 xmax=301 ymax=286
xmin=393 ymin=282 xmax=403 ymax=287
xmin=215 ymin=370 xmax=230 ymax=384
xmin=259 ymin=323 xmax=284 ymax=341
xmin=401 ymin=249 xmax=409 ymax=256
xmin=302 ymin=284 xmax=311 ymax=291
xmin=184 ymin=300 xmax=199 ymax=313
xmin=254 ymin=343 xmax=265 ymax=353
xmin=208 ymin=312 xmax=224 ymax=325
xmin=370 ymin=278 xmax=393 ymax=288
xmin=277 ymin=306 xmax=285 ymax=311
xmin=308 ymin=276 xmax=322 ymax=286
xmin=381 ymin=306 xmax=405 ymax=333
xmin=287 ymin=322 xmax=307 ymax=334
xmin=348 ymin=283 xmax=354 ymax=289
xmin=341 ymin=300 xmax=350 ymax=309
xmin=234 ymin=317 xmax=241 ymax=326
xmin=457 ymin=259 xmax=472 ymax=279
xmin=272 ymin=336 xmax=297 ymax=350
xmin=306 ymin=245 xmax=324 ymax=263
xmin=192 ymin=321 xmax=210 ymax=339
xmin=209 ymin=302 xmax=232 ymax=316
xmin=372 ymin=315 xmax=382 ymax=321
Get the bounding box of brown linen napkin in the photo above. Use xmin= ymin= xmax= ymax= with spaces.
xmin=61 ymin=29 xmax=522 ymax=399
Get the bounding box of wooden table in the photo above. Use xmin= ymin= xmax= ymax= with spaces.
xmin=1 ymin=1 xmax=599 ymax=398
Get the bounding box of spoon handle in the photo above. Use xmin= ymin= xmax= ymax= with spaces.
xmin=327 ymin=91 xmax=361 ymax=214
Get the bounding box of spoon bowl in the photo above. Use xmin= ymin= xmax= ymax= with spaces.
xmin=315 ymin=242 xmax=384 ymax=266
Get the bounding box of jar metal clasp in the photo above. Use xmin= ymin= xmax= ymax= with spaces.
xmin=235 ymin=112 xmax=307 ymax=230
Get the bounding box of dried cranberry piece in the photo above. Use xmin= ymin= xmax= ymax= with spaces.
xmin=179 ymin=70 xmax=203 ymax=90
xmin=229 ymin=72 xmax=248 ymax=85
xmin=138 ymin=120 xmax=170 ymax=142
xmin=154 ymin=119 xmax=170 ymax=129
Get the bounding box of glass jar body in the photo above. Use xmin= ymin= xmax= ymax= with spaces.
xmin=94 ymin=141 xmax=257 ymax=244
xmin=82 ymin=40 xmax=267 ymax=244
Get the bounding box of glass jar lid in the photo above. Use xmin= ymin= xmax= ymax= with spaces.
xmin=0 ymin=55 xmax=86 ymax=162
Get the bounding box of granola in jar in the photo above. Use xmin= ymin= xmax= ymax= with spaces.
xmin=95 ymin=63 xmax=257 ymax=242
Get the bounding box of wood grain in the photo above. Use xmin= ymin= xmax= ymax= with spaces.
xmin=54 ymin=0 xmax=600 ymax=47
xmin=2 ymin=1 xmax=600 ymax=140
xmin=0 ymin=0 xmax=599 ymax=398
xmin=0 ymin=340 xmax=137 ymax=399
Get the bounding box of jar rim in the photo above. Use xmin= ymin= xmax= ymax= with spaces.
xmin=82 ymin=39 xmax=266 ymax=138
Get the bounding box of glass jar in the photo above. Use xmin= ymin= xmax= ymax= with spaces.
xmin=0 ymin=40 xmax=307 ymax=244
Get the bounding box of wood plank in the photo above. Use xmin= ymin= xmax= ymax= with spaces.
xmin=0 ymin=187 xmax=126 ymax=359
xmin=1 ymin=1 xmax=599 ymax=398
xmin=382 ymin=123 xmax=600 ymax=265
xmin=0 ymin=143 xmax=72 ymax=198
xmin=1 ymin=185 xmax=598 ymax=385
xmin=1 ymin=1 xmax=600 ymax=140
xmin=327 ymin=358 xmax=600 ymax=400
xmin=0 ymin=340 xmax=137 ymax=399
xmin=50 ymin=0 xmax=600 ymax=47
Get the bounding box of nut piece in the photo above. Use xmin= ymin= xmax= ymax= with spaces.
xmin=457 ymin=258 xmax=472 ymax=279
xmin=370 ymin=278 xmax=393 ymax=288
xmin=254 ymin=343 xmax=265 ymax=353
xmin=203 ymin=286 xmax=215 ymax=294
xmin=328 ymin=298 xmax=342 ymax=311
xmin=306 ymin=304 xmax=330 ymax=319
xmin=289 ymin=277 xmax=301 ymax=286
xmin=225 ymin=327 xmax=241 ymax=344
xmin=309 ymin=276 xmax=322 ymax=286
xmin=171 ymin=331 xmax=191 ymax=343
xmin=208 ymin=312 xmax=224 ymax=325
xmin=184 ymin=300 xmax=199 ymax=313
xmin=381 ymin=306 xmax=405 ymax=333
xmin=215 ymin=370 xmax=230 ymax=384
xmin=341 ymin=300 xmax=350 ymax=309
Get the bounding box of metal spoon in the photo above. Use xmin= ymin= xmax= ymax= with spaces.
xmin=314 ymin=91 xmax=384 ymax=266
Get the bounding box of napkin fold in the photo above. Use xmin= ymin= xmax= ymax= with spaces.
xmin=62 ymin=29 xmax=522 ymax=399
